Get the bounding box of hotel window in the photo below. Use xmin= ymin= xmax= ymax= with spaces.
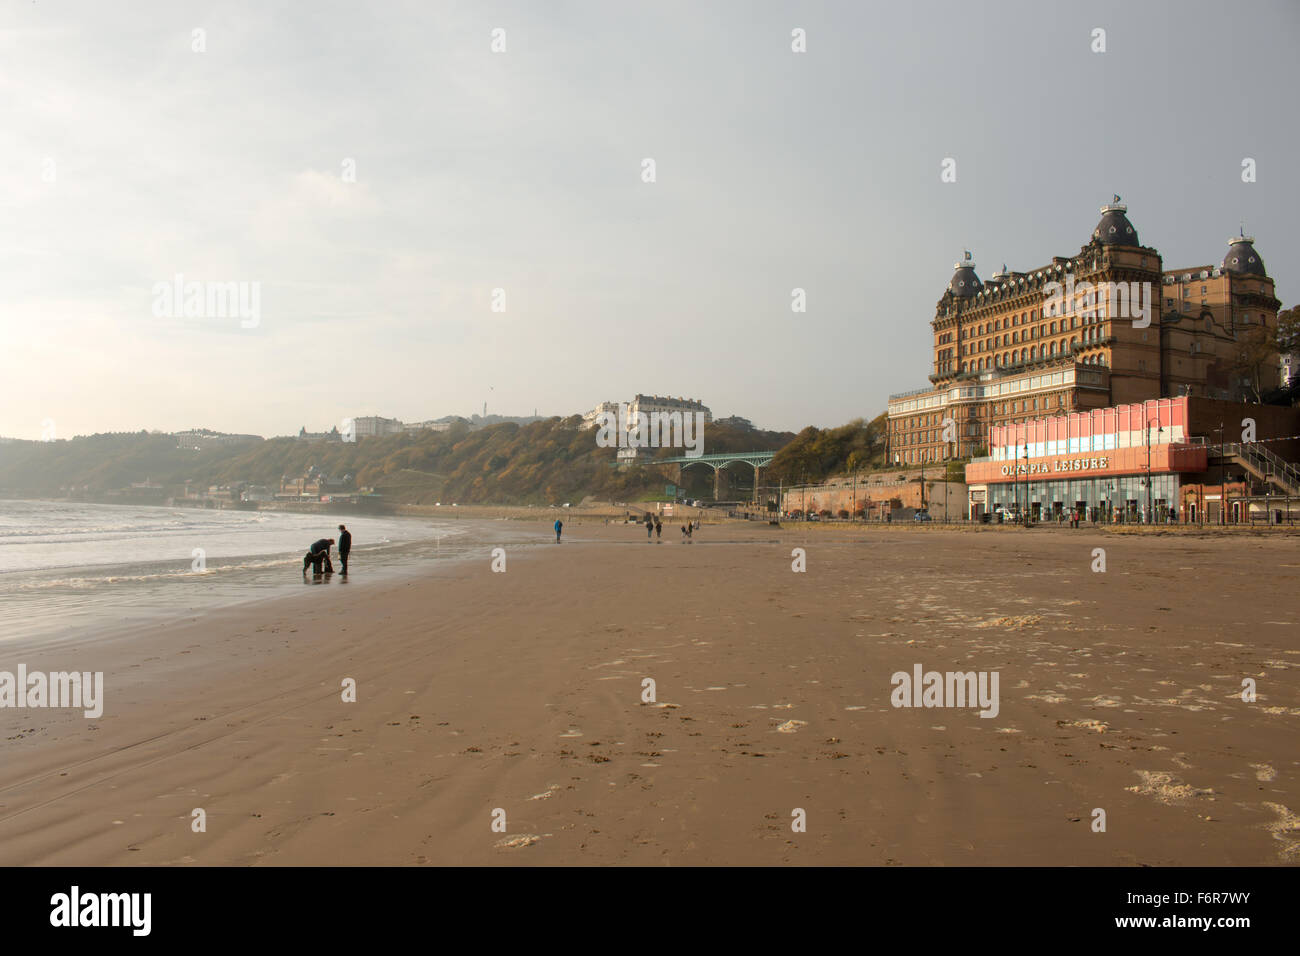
xmin=1050 ymin=322 xmax=1057 ymax=334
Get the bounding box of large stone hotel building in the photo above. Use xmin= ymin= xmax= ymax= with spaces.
xmin=886 ymin=199 xmax=1281 ymax=464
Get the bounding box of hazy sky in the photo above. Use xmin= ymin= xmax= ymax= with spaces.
xmin=2 ymin=0 xmax=1297 ymax=440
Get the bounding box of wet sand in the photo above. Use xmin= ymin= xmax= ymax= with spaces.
xmin=1 ymin=522 xmax=1297 ymax=865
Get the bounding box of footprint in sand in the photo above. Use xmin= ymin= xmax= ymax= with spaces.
xmin=1251 ymin=763 xmax=1277 ymax=782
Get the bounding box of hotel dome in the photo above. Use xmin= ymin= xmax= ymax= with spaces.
xmin=1092 ymin=197 xmax=1139 ymax=246
xmin=1222 ymin=235 xmax=1266 ymax=276
xmin=948 ymin=256 xmax=982 ymax=297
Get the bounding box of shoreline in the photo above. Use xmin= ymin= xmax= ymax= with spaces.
xmin=0 ymin=505 xmax=552 ymax=645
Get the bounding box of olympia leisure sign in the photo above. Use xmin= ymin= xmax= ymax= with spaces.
xmin=1000 ymin=456 xmax=1110 ymax=476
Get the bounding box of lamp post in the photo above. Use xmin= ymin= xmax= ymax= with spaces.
xmin=943 ymin=451 xmax=950 ymax=524
xmin=1022 ymin=441 xmax=1030 ymax=527
xmin=849 ymin=453 xmax=859 ymax=521
xmin=893 ymin=454 xmax=901 ymax=523
xmin=921 ymin=454 xmax=927 ymax=512
xmin=851 ymin=464 xmax=857 ymax=520
xmin=1013 ymin=445 xmax=1019 ymax=518
xmin=1217 ymin=422 xmax=1225 ymax=526
xmin=1144 ymin=416 xmax=1163 ymax=524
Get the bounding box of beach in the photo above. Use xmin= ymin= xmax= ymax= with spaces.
xmin=1 ymin=521 xmax=1297 ymax=866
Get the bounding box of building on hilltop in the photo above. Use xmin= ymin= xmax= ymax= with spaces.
xmin=296 ymin=426 xmax=342 ymax=441
xmin=173 ymin=429 xmax=263 ymax=450
xmin=403 ymin=419 xmax=458 ymax=434
xmin=350 ymin=416 xmax=405 ymax=439
xmin=886 ymin=199 xmax=1282 ymax=466
xmin=715 ymin=415 xmax=755 ymax=431
xmin=582 ymin=395 xmax=715 ymax=463
xmin=581 ymin=402 xmax=622 ymax=430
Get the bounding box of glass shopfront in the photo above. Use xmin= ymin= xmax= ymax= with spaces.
xmin=987 ymin=473 xmax=1178 ymax=522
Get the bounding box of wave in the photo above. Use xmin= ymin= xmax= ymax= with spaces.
xmin=7 ymin=556 xmax=303 ymax=590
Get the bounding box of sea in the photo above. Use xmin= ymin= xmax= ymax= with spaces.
xmin=0 ymin=500 xmax=541 ymax=641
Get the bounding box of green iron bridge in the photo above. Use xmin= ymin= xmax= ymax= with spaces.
xmin=652 ymin=450 xmax=777 ymax=499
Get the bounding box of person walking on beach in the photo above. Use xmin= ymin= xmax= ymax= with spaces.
xmin=654 ymin=517 xmax=662 ymax=541
xmin=303 ymin=537 xmax=335 ymax=575
xmin=554 ymin=518 xmax=563 ymax=543
xmin=645 ymin=514 xmax=653 ymax=541
xmin=337 ymin=524 xmax=352 ymax=574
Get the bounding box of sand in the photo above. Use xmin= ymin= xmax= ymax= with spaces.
xmin=1 ymin=521 xmax=1297 ymax=866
